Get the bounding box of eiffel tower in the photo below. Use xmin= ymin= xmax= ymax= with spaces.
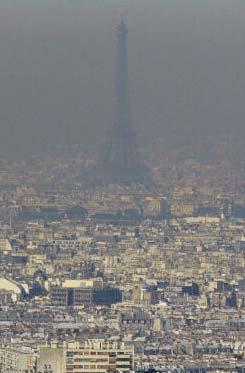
xmin=100 ymin=20 xmax=150 ymax=185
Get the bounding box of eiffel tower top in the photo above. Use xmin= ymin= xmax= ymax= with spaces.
xmin=117 ymin=19 xmax=128 ymax=38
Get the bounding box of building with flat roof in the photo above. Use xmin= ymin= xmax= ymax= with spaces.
xmin=50 ymin=286 xmax=122 ymax=307
xmin=37 ymin=340 xmax=134 ymax=373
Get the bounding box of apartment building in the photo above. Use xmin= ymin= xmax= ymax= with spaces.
xmin=0 ymin=345 xmax=36 ymax=373
xmin=37 ymin=340 xmax=134 ymax=373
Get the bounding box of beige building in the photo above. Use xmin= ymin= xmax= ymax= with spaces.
xmin=170 ymin=202 xmax=195 ymax=217
xmin=37 ymin=343 xmax=65 ymax=373
xmin=0 ymin=278 xmax=23 ymax=302
xmin=0 ymin=345 xmax=36 ymax=373
xmin=37 ymin=340 xmax=134 ymax=373
xmin=0 ymin=238 xmax=12 ymax=254
xmin=66 ymin=340 xmax=134 ymax=373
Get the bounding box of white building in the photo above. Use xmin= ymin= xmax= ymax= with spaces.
xmin=0 ymin=345 xmax=36 ymax=373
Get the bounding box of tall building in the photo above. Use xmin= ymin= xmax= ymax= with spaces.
xmin=100 ymin=20 xmax=150 ymax=185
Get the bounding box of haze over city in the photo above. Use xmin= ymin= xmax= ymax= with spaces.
xmin=0 ymin=0 xmax=245 ymax=159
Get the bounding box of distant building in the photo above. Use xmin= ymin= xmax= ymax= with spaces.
xmin=97 ymin=21 xmax=150 ymax=185
xmin=0 ymin=277 xmax=27 ymax=303
xmin=50 ymin=286 xmax=122 ymax=307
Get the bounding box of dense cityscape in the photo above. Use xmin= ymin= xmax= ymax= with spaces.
xmin=0 ymin=141 xmax=244 ymax=373
xmin=0 ymin=4 xmax=244 ymax=373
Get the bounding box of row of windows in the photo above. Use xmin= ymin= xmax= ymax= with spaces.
xmin=67 ymin=351 xmax=115 ymax=356
xmin=67 ymin=364 xmax=131 ymax=369
xmin=73 ymin=358 xmax=108 ymax=363
xmin=67 ymin=350 xmax=128 ymax=355
xmin=117 ymin=365 xmax=132 ymax=369
xmin=69 ymin=365 xmax=105 ymax=369
xmin=66 ymin=369 xmax=105 ymax=373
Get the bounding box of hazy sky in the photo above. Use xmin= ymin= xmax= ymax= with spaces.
xmin=0 ymin=0 xmax=245 ymax=157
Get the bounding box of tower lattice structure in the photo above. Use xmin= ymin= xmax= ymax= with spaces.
xmin=101 ymin=20 xmax=149 ymax=185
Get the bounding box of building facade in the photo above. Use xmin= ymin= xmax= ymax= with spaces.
xmin=37 ymin=340 xmax=134 ymax=373
xmin=50 ymin=286 xmax=122 ymax=307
